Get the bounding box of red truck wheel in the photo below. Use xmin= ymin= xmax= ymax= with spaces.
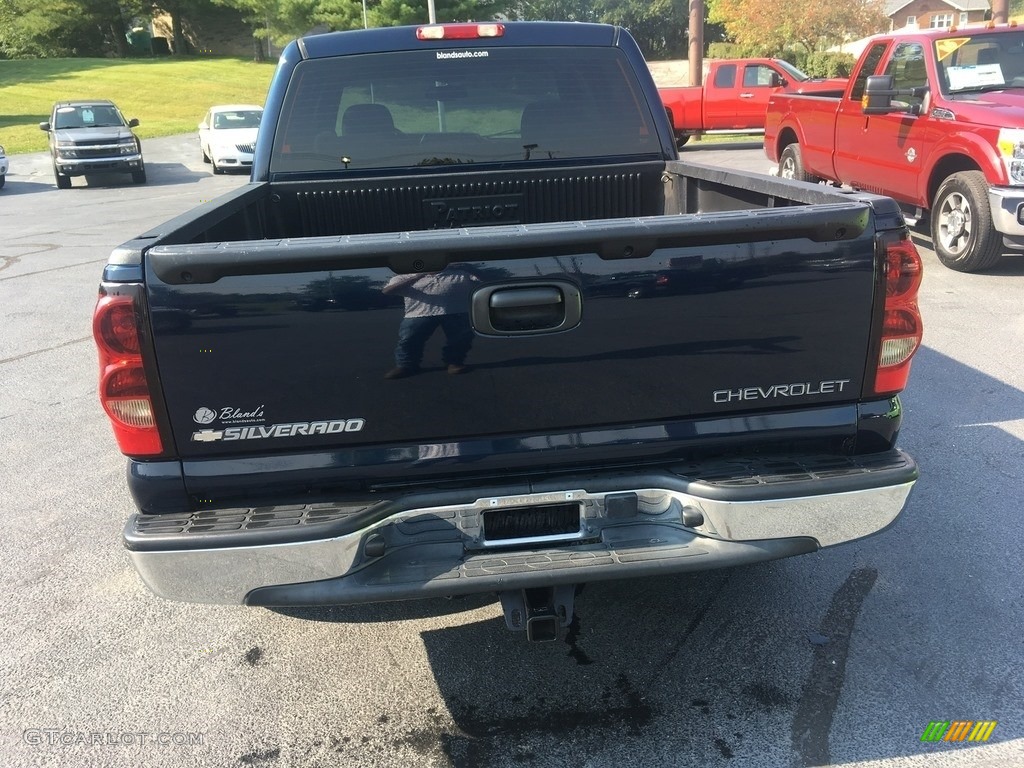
xmin=931 ymin=171 xmax=1003 ymax=272
xmin=779 ymin=144 xmax=820 ymax=184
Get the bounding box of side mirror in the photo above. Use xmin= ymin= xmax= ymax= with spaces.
xmin=769 ymin=72 xmax=784 ymax=88
xmin=128 ymin=118 xmax=140 ymax=128
xmin=39 ymin=121 xmax=51 ymax=132
xmin=863 ymin=74 xmax=926 ymax=115
xmin=862 ymin=75 xmax=899 ymax=113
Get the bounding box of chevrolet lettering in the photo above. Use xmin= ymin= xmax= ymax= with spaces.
xmin=713 ymin=379 xmax=852 ymax=403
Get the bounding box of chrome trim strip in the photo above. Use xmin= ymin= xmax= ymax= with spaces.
xmin=59 ymin=142 xmax=136 ymax=151
xmin=58 ymin=154 xmax=142 ymax=165
xmin=128 ymin=480 xmax=915 ymax=604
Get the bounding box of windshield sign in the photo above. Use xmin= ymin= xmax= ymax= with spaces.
xmin=936 ymin=31 xmax=1024 ymax=93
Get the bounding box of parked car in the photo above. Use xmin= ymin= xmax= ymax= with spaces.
xmin=0 ymin=144 xmax=7 ymax=189
xmin=39 ymin=100 xmax=145 ymax=189
xmin=198 ymin=105 xmax=263 ymax=174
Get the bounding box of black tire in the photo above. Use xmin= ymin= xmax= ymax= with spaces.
xmin=778 ymin=143 xmax=820 ymax=183
xmin=201 ymin=144 xmax=211 ymax=163
xmin=675 ymin=133 xmax=690 ymax=150
xmin=132 ymin=164 xmax=147 ymax=184
xmin=212 ymin=159 xmax=222 ymax=175
xmin=0 ymin=175 xmax=5 ymax=189
xmin=930 ymin=171 xmax=1003 ymax=272
xmin=53 ymin=163 xmax=71 ymax=189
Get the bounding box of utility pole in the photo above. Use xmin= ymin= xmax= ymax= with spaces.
xmin=991 ymin=0 xmax=1008 ymax=24
xmin=428 ymin=0 xmax=437 ymax=23
xmin=688 ymin=0 xmax=704 ymax=88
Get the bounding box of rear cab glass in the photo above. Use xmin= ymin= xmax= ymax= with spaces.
xmin=270 ymin=46 xmax=660 ymax=175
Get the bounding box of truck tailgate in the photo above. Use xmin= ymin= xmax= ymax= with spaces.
xmin=143 ymin=206 xmax=879 ymax=462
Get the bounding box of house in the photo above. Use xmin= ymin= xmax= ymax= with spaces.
xmin=884 ymin=0 xmax=990 ymax=31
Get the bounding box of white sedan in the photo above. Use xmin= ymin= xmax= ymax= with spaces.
xmin=198 ymin=105 xmax=263 ymax=174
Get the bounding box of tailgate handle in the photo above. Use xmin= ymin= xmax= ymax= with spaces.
xmin=472 ymin=282 xmax=582 ymax=336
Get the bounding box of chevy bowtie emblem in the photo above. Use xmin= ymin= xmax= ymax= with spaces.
xmin=192 ymin=430 xmax=224 ymax=442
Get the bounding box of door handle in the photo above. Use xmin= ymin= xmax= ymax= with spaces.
xmin=471 ymin=282 xmax=582 ymax=336
xmin=488 ymin=287 xmax=562 ymax=309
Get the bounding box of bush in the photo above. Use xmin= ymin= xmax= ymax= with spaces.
xmin=801 ymin=51 xmax=856 ymax=77
xmin=707 ymin=42 xmax=744 ymax=58
xmin=698 ymin=46 xmax=855 ymax=78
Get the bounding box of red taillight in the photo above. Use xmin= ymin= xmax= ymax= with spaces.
xmin=873 ymin=234 xmax=923 ymax=396
xmin=95 ymin=299 xmax=141 ymax=355
xmin=417 ymin=23 xmax=504 ymax=40
xmin=93 ymin=294 xmax=163 ymax=456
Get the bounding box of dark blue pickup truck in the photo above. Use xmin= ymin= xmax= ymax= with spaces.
xmin=93 ymin=22 xmax=922 ymax=641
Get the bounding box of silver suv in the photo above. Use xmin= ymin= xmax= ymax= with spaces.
xmin=39 ymin=100 xmax=145 ymax=189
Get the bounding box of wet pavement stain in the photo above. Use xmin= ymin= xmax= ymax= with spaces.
xmin=742 ymin=682 xmax=789 ymax=710
xmin=432 ymin=675 xmax=656 ymax=767
xmin=790 ymin=567 xmax=878 ymax=767
xmin=714 ymin=737 xmax=735 ymax=758
xmin=564 ymin=616 xmax=594 ymax=665
xmin=238 ymin=746 xmax=280 ymax=765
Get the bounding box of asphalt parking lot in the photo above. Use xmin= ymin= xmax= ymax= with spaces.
xmin=0 ymin=136 xmax=1022 ymax=768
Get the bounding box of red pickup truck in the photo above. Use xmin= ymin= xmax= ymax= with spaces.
xmin=765 ymin=25 xmax=1024 ymax=272
xmin=659 ymin=58 xmax=846 ymax=148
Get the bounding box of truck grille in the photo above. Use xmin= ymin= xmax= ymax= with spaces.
xmin=73 ymin=145 xmax=121 ymax=159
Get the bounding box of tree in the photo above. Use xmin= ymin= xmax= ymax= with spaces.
xmin=513 ymin=0 xmax=717 ymax=61
xmin=214 ymin=0 xmax=319 ymax=57
xmin=598 ymin=0 xmax=689 ymax=59
xmin=152 ymin=0 xmax=212 ymax=54
xmin=0 ymin=0 xmax=142 ymax=57
xmin=513 ymin=0 xmax=601 ymax=22
xmin=370 ymin=0 xmax=504 ymax=26
xmin=708 ymin=0 xmax=888 ymax=54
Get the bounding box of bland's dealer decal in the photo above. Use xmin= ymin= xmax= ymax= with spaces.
xmin=191 ymin=405 xmax=364 ymax=442
xmin=193 ymin=405 xmax=266 ymax=425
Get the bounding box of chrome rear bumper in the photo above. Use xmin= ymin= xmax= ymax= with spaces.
xmin=124 ymin=450 xmax=917 ymax=605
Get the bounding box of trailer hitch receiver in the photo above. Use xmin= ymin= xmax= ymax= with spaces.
xmin=498 ymin=585 xmax=577 ymax=641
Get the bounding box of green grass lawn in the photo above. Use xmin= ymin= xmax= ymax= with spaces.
xmin=0 ymin=57 xmax=277 ymax=154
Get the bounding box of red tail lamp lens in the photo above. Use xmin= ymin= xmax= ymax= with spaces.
xmin=94 ymin=296 xmax=141 ymax=355
xmin=93 ymin=293 xmax=163 ymax=456
xmin=873 ymin=233 xmax=924 ymax=396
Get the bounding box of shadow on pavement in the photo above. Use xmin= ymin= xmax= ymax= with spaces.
xmin=274 ymin=347 xmax=1021 ymax=768
xmin=74 ymin=162 xmax=210 ymax=188
xmin=0 ymin=178 xmax=57 ymax=196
